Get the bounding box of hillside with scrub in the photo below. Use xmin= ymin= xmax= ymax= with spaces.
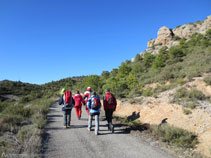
xmin=0 ymin=16 xmax=211 ymax=157
xmin=0 ymin=80 xmax=58 ymax=156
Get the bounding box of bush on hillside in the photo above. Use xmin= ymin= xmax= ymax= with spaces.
xmin=118 ymin=62 xmax=132 ymax=77
xmin=152 ymin=53 xmax=168 ymax=69
xmin=143 ymin=52 xmax=155 ymax=68
xmin=131 ymin=62 xmax=144 ymax=74
xmin=204 ymin=76 xmax=211 ymax=86
xmin=150 ymin=124 xmax=198 ymax=148
xmin=134 ymin=53 xmax=142 ymax=62
xmin=172 ymin=88 xmax=207 ymax=107
xmin=83 ymin=75 xmax=102 ymax=94
xmin=168 ymin=46 xmax=185 ymax=62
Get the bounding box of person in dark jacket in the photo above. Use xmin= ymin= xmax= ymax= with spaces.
xmin=59 ymin=88 xmax=75 ymax=128
xmin=103 ymin=88 xmax=117 ymax=133
xmin=87 ymin=92 xmax=101 ymax=135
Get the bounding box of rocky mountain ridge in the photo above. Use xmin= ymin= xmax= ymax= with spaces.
xmin=132 ymin=15 xmax=211 ymax=61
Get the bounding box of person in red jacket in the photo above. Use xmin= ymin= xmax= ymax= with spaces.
xmin=103 ymin=88 xmax=117 ymax=133
xmin=73 ymin=90 xmax=85 ymax=120
xmin=83 ymin=87 xmax=92 ymax=115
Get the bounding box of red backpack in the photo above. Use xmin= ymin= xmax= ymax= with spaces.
xmin=64 ymin=90 xmax=72 ymax=104
xmin=107 ymin=93 xmax=116 ymax=105
xmin=91 ymin=97 xmax=100 ymax=110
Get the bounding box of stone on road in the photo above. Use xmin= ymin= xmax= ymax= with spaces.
xmin=42 ymin=103 xmax=175 ymax=158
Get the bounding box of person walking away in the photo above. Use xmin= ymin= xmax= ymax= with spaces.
xmin=59 ymin=88 xmax=75 ymax=128
xmin=103 ymin=88 xmax=117 ymax=133
xmin=83 ymin=87 xmax=92 ymax=115
xmin=73 ymin=90 xmax=85 ymax=120
xmin=87 ymin=92 xmax=101 ymax=135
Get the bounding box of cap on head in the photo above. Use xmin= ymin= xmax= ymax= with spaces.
xmin=87 ymin=87 xmax=92 ymax=91
xmin=106 ymin=88 xmax=110 ymax=92
xmin=61 ymin=88 xmax=66 ymax=95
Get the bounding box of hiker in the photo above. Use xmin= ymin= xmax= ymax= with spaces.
xmin=73 ymin=90 xmax=85 ymax=120
xmin=87 ymin=92 xmax=101 ymax=135
xmin=59 ymin=88 xmax=75 ymax=128
xmin=103 ymin=88 xmax=117 ymax=133
xmin=83 ymin=87 xmax=92 ymax=115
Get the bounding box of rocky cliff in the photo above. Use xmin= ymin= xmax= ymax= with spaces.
xmin=132 ymin=15 xmax=211 ymax=61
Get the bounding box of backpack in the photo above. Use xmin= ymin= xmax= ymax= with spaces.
xmin=107 ymin=94 xmax=116 ymax=105
xmin=90 ymin=97 xmax=100 ymax=110
xmin=64 ymin=91 xmax=72 ymax=108
xmin=84 ymin=92 xmax=91 ymax=101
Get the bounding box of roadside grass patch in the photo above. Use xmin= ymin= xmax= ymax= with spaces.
xmin=150 ymin=124 xmax=198 ymax=148
xmin=0 ymin=97 xmax=55 ymax=155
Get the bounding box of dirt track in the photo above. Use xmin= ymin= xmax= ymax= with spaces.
xmin=42 ymin=103 xmax=175 ymax=158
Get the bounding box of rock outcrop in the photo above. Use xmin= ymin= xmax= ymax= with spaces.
xmin=154 ymin=26 xmax=173 ymax=45
xmin=132 ymin=15 xmax=211 ymax=61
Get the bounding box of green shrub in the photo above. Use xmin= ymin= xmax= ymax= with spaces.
xmin=128 ymin=119 xmax=141 ymax=128
xmin=0 ymin=101 xmax=12 ymax=113
xmin=152 ymin=53 xmax=167 ymax=69
xmin=189 ymin=89 xmax=206 ymax=100
xmin=143 ymin=52 xmax=155 ymax=68
xmin=175 ymin=78 xmax=186 ymax=85
xmin=204 ymin=76 xmax=211 ymax=86
xmin=183 ymin=108 xmax=192 ymax=115
xmin=188 ymin=103 xmax=196 ymax=109
xmin=205 ymin=29 xmax=211 ymax=38
xmin=4 ymin=105 xmax=33 ymax=118
xmin=150 ymin=124 xmax=198 ymax=148
xmin=168 ymin=46 xmax=185 ymax=60
xmin=175 ymin=88 xmax=188 ymax=98
xmin=142 ymin=88 xmax=153 ymax=96
xmin=0 ymin=115 xmax=24 ymax=134
xmin=134 ymin=54 xmax=142 ymax=62
xmin=19 ymin=96 xmax=30 ymax=104
xmin=160 ymin=67 xmax=175 ymax=80
xmin=116 ymin=116 xmax=128 ymax=123
xmin=174 ymin=88 xmax=206 ymax=101
xmin=173 ymin=88 xmax=206 ymax=108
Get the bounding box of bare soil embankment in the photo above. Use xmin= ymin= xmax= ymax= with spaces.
xmin=114 ymin=76 xmax=211 ymax=157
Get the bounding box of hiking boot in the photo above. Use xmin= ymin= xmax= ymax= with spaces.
xmin=111 ymin=125 xmax=114 ymax=133
xmin=108 ymin=124 xmax=111 ymax=131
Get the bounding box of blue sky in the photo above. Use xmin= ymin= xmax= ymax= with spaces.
xmin=0 ymin=0 xmax=210 ymax=84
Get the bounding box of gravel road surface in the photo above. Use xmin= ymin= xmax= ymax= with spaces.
xmin=42 ymin=103 xmax=175 ymax=158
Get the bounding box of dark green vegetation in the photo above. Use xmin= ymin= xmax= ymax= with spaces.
xmin=204 ymin=76 xmax=211 ymax=86
xmin=150 ymin=124 xmax=198 ymax=148
xmin=0 ymin=81 xmax=56 ymax=156
xmin=172 ymin=87 xmax=207 ymax=108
